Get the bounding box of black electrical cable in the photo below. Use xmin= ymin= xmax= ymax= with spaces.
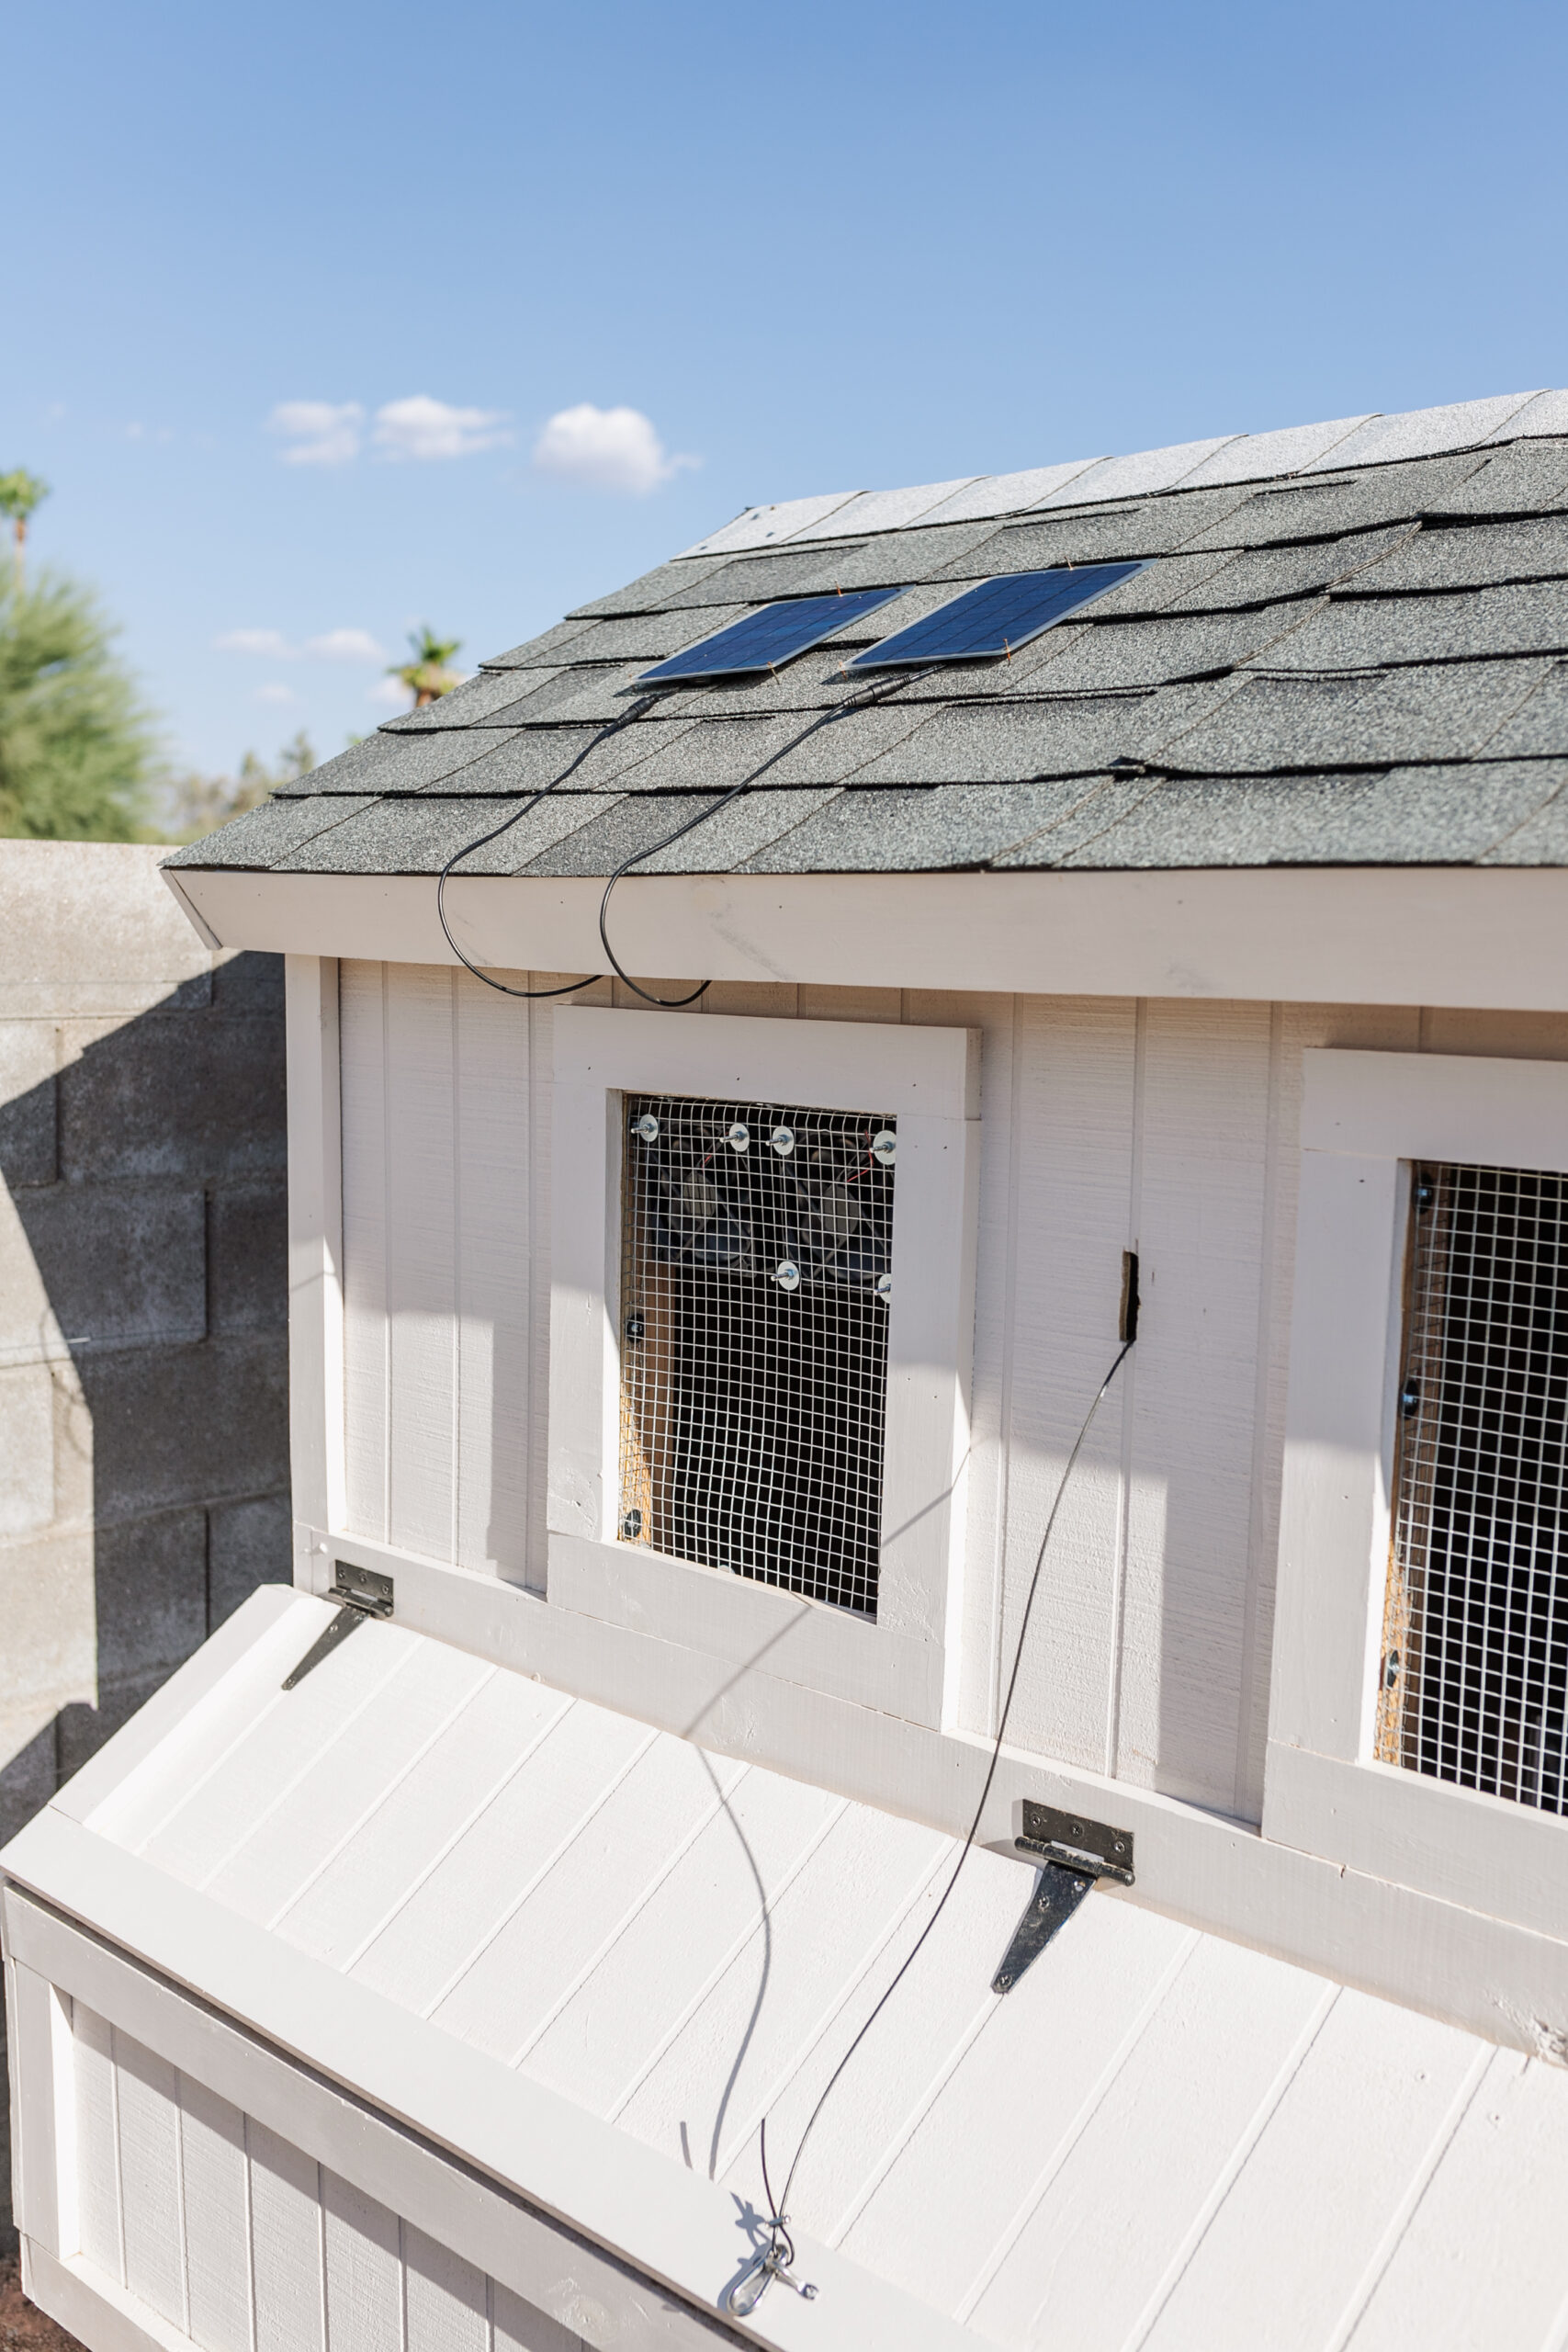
xmin=595 ymin=665 xmax=936 ymax=1008
xmin=434 ymin=694 xmax=660 ymax=999
xmin=741 ymin=1333 xmax=1137 ymax=2304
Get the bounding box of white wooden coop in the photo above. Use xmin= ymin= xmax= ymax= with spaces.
xmin=9 ymin=396 xmax=1568 ymax=2352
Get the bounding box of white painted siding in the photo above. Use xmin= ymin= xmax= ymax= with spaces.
xmin=73 ymin=1602 xmax=1568 ymax=2352
xmin=336 ymin=966 xmax=1568 ymax=1822
xmin=70 ymin=1994 xmax=584 ymax=2352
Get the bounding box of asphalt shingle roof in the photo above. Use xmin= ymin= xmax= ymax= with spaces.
xmin=167 ymin=390 xmax=1568 ymax=882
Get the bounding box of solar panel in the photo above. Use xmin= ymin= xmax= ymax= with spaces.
xmin=637 ymin=589 xmax=906 ymax=684
xmin=844 ymin=562 xmax=1148 ymax=670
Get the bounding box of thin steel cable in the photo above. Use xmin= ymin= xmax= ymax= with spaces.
xmin=765 ymin=1334 xmax=1136 ymax=2243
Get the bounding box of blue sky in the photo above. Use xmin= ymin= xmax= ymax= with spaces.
xmin=7 ymin=0 xmax=1568 ymax=779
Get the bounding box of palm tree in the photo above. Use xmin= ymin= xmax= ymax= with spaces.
xmin=389 ymin=626 xmax=462 ymax=708
xmin=0 ymin=570 xmax=155 ymax=838
xmin=0 ymin=469 xmax=51 ymax=590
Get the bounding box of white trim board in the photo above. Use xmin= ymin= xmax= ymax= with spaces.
xmin=547 ymin=1008 xmax=979 ymax=1728
xmin=1267 ymin=1047 xmax=1568 ymax=1933
xmin=164 ymin=865 xmax=1568 ymax=1012
xmin=0 ymin=1840 xmax=971 ymax=2352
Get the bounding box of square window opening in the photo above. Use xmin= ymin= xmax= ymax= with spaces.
xmin=616 ymin=1093 xmax=897 ymax=1617
xmin=1378 ymin=1159 xmax=1568 ymax=1813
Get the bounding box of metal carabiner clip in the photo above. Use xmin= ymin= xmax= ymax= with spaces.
xmin=726 ymin=2226 xmax=818 ymax=2317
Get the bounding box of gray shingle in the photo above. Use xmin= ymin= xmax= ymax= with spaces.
xmin=164 ymin=794 xmax=378 ymax=868
xmin=477 ymin=618 xmax=599 ymax=668
xmin=1303 ymin=394 xmax=1540 ymax=472
xmin=1423 ymin=437 xmax=1568 ymax=519
xmin=519 ymin=792 xmax=728 ymax=876
xmin=1157 ymin=661 xmax=1549 ymax=774
xmin=679 ymin=492 xmax=862 ymax=558
xmin=797 ymin=481 xmax=978 ymax=539
xmin=385 ymin=668 xmax=566 ymax=729
xmin=1479 ymin=661 xmax=1568 ymax=757
xmin=1255 ymin=582 xmax=1568 ymax=672
xmin=1353 ymin=515 xmax=1568 ymax=594
xmin=513 ymin=605 xmax=753 ymax=668
xmin=913 ymin=461 xmax=1108 ymax=527
xmin=1021 ymin=606 xmax=1318 ymax=694
xmin=1036 ymin=762 xmax=1568 ymax=870
xmin=840 ymin=686 xmax=1234 ymax=784
xmin=1179 ymin=452 xmax=1494 ymax=551
xmin=511 ymin=663 xmax=668 ymax=726
xmin=1032 ymin=438 xmax=1243 ymax=506
xmin=665 ymin=523 xmax=1004 ymax=607
xmin=1174 ymin=416 xmax=1374 ymax=489
xmin=272 ymin=728 xmax=502 ymax=799
xmin=1476 ymin=771 xmax=1568 ymax=862
xmin=567 ymin=557 xmax=731 ymax=618
xmin=739 ymin=778 xmax=1134 ymax=873
xmin=633 ymin=787 xmax=843 ymax=873
xmin=406 ymin=718 xmax=689 ymax=797
xmin=939 ymin=488 xmax=1252 ymax=575
xmin=587 ymin=714 xmax=827 ymax=797
xmin=1163 ymin=526 xmax=1417 ymax=612
xmin=277 ymin=791 xmax=637 ymax=876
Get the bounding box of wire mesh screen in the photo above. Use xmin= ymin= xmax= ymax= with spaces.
xmin=1378 ymin=1160 xmax=1568 ymax=1813
xmin=617 ymin=1094 xmax=897 ymax=1616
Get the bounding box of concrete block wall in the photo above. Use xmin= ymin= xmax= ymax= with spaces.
xmin=0 ymin=842 xmax=291 ymax=2247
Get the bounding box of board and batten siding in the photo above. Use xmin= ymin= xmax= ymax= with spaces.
xmin=70 ymin=1996 xmax=584 ymax=2352
xmin=335 ymin=964 xmax=1568 ymax=1826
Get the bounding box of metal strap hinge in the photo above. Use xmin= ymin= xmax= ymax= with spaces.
xmin=992 ymin=1801 xmax=1135 ymax=1995
xmin=283 ymin=1564 xmax=394 ymax=1690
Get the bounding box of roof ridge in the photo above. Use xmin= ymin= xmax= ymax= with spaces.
xmin=679 ymin=390 xmax=1566 ymax=560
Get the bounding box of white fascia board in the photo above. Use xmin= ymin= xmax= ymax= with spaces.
xmin=1 ymin=1809 xmax=973 ymax=2352
xmin=165 ymin=864 xmax=1568 ymax=1013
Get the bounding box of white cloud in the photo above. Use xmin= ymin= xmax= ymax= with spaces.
xmin=531 ymin=403 xmax=697 ymax=495
xmin=269 ymin=401 xmax=364 ymax=466
xmin=371 ymin=396 xmax=512 ymax=461
xmin=368 ymin=676 xmax=411 ymax=708
xmin=216 ymin=628 xmax=293 ymax=658
xmin=254 ymin=683 xmax=296 ymax=706
xmin=305 ymin=628 xmax=387 ymax=664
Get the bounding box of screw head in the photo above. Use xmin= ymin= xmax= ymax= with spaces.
xmin=874 ymin=1272 xmax=893 ymax=1303
xmin=770 ymin=1125 xmax=795 ymax=1157
xmin=775 ymin=1260 xmax=801 ymax=1292
xmin=871 ymin=1130 xmax=897 ymax=1166
xmin=633 ymin=1114 xmax=660 ymax=1144
xmin=727 ymin=1123 xmax=750 ymax=1153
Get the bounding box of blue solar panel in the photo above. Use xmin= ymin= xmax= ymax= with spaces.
xmin=844 ymin=562 xmax=1148 ymax=670
xmin=637 ymin=589 xmax=906 ymax=684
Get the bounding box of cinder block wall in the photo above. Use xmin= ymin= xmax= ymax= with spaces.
xmin=0 ymin=842 xmax=291 ymax=2247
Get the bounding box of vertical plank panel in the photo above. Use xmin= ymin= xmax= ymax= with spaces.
xmin=181 ymin=2073 xmax=254 ymax=2352
xmin=1346 ymin=2049 xmax=1568 ymax=2350
xmin=1117 ymin=1001 xmax=1272 ymax=1806
xmin=402 ymin=2222 xmax=489 ymax=2352
xmin=995 ymin=996 xmax=1138 ymax=1770
xmin=322 ymin=2169 xmax=403 ymax=2352
xmin=249 ymin=2116 xmax=326 ymax=2352
xmin=113 ymin=2029 xmax=188 ymax=2330
xmin=454 ymin=971 xmax=532 ymax=1577
xmin=341 ymin=959 xmax=390 ymax=1541
xmin=386 ymin=966 xmax=459 ymax=1560
xmin=73 ymin=2002 xmax=124 ymax=2283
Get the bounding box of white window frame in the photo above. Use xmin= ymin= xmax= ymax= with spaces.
xmin=547 ymin=1006 xmax=979 ymax=1730
xmin=1266 ymin=1047 xmax=1568 ymax=1939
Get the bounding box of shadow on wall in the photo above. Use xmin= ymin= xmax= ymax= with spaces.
xmin=0 ymin=951 xmax=292 ymax=1847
